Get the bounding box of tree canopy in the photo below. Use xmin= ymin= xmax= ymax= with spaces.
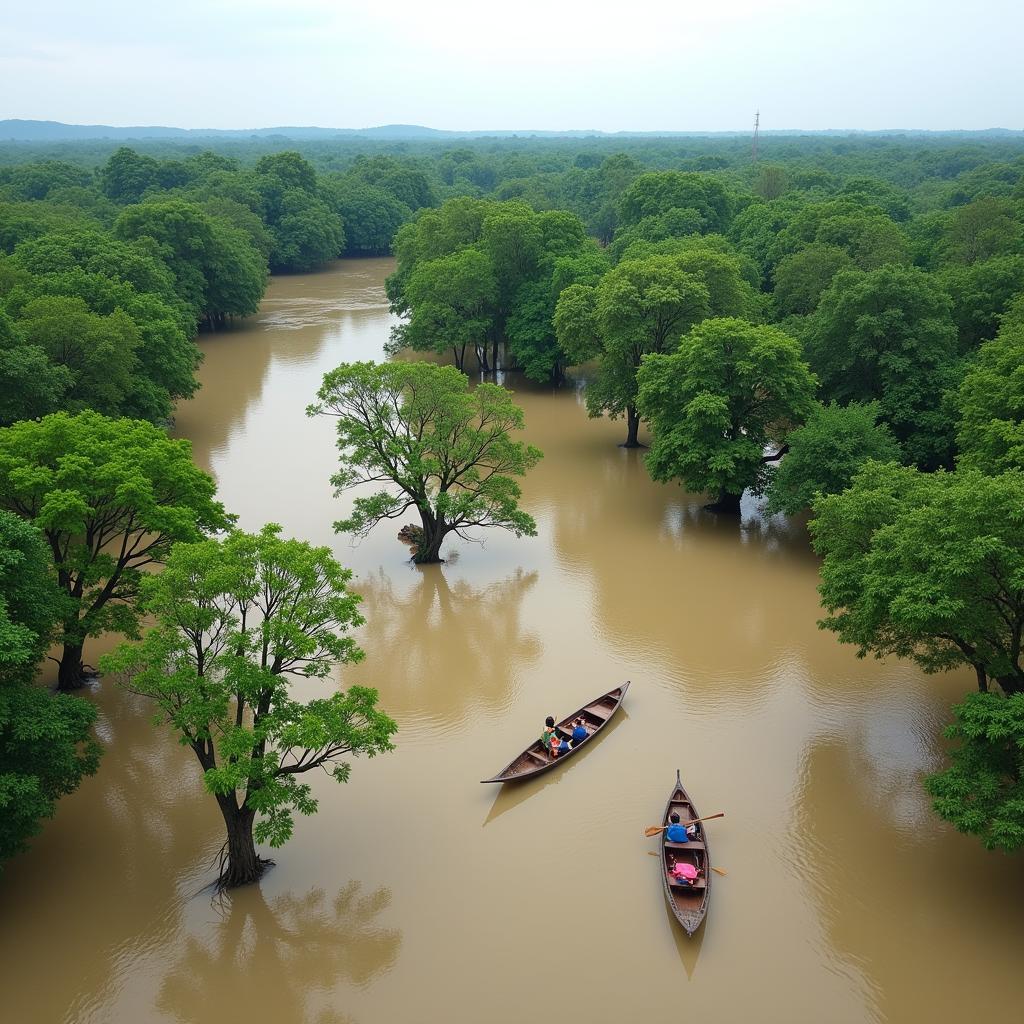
xmin=309 ymin=361 xmax=542 ymax=563
xmin=0 ymin=411 xmax=230 ymax=689
xmin=636 ymin=318 xmax=817 ymax=512
xmin=100 ymin=525 xmax=396 ymax=887
xmin=812 ymin=461 xmax=1024 ymax=696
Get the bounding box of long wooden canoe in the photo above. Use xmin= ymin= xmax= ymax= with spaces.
xmin=480 ymin=681 xmax=629 ymax=784
xmin=660 ymin=769 xmax=712 ymax=937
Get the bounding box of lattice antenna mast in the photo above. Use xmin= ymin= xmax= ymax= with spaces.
xmin=753 ymin=110 xmax=760 ymax=162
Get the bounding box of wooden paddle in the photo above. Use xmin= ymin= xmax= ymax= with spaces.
xmin=644 ymin=811 xmax=724 ymax=837
xmin=646 ymin=850 xmax=728 ymax=876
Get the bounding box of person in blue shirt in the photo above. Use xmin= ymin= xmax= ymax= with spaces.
xmin=553 ymin=734 xmax=572 ymax=758
xmin=665 ymin=812 xmax=697 ymax=843
xmin=570 ymin=717 xmax=589 ymax=747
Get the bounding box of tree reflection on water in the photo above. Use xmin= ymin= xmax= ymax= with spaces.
xmin=159 ymin=882 xmax=400 ymax=1024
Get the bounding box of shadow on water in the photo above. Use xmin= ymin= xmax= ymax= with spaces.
xmin=158 ymin=882 xmax=401 ymax=1024
xmin=481 ymin=710 xmax=629 ymax=827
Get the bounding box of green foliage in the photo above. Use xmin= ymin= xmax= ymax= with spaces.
xmin=309 ymin=362 xmax=542 ymax=563
xmin=114 ymin=196 xmax=268 ymax=321
xmin=924 ymin=692 xmax=1024 ymax=852
xmin=0 ymin=510 xmax=99 ymax=866
xmin=940 ymin=254 xmax=1024 ymax=351
xmin=100 ymin=147 xmax=161 ymax=204
xmin=765 ymin=401 xmax=901 ymax=515
xmin=13 ymin=295 xmax=140 ymax=416
xmin=396 ymin=247 xmax=497 ymax=369
xmin=941 ymin=197 xmax=1023 ymax=264
xmin=100 ymin=525 xmax=395 ymax=864
xmin=811 ymin=462 xmax=1024 ymax=695
xmin=618 ymin=171 xmax=734 ymax=234
xmin=266 ymin=189 xmax=345 ymax=273
xmin=0 ymin=411 xmax=230 ymax=688
xmin=323 ymin=181 xmax=410 ymax=255
xmin=806 ymin=264 xmax=958 ymax=468
xmin=0 ymin=310 xmax=73 ymax=425
xmin=773 ymin=243 xmax=851 ymax=316
xmin=636 ymin=318 xmax=817 ymax=504
xmin=956 ymin=322 xmax=1024 ymax=473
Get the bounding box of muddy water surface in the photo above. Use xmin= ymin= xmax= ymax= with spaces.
xmin=2 ymin=258 xmax=1021 ymax=1024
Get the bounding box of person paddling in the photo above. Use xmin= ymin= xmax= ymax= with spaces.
xmin=665 ymin=812 xmax=698 ymax=843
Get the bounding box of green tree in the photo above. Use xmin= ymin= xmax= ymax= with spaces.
xmin=924 ymin=692 xmax=1024 ymax=852
xmin=618 ymin=171 xmax=734 ymax=234
xmin=309 ymin=362 xmax=542 ymax=564
xmin=956 ymin=323 xmax=1024 ymax=474
xmin=554 ymin=254 xmax=715 ymax=447
xmin=0 ymin=411 xmax=230 ymax=690
xmin=942 ymin=197 xmax=1023 ymax=264
xmin=0 ymin=310 xmax=72 ymax=425
xmin=15 ymin=295 xmax=141 ymax=416
xmin=765 ymin=401 xmax=901 ymax=515
xmin=395 ymin=247 xmax=497 ymax=372
xmin=773 ymin=243 xmax=852 ymax=316
xmin=267 ymin=190 xmax=345 ymax=273
xmin=806 ymin=265 xmax=958 ymax=468
xmin=99 ymin=147 xmax=160 ymax=204
xmin=811 ymin=461 xmax=1024 ymax=696
xmin=0 ymin=510 xmax=100 ymax=866
xmin=100 ymin=525 xmax=395 ymax=887
xmin=324 ymin=181 xmax=410 ymax=255
xmin=940 ymin=254 xmax=1024 ymax=351
xmin=637 ymin=318 xmax=817 ymax=512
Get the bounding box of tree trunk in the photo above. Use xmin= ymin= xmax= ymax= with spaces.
xmin=706 ymin=490 xmax=743 ymax=515
xmin=414 ymin=528 xmax=447 ymax=564
xmin=219 ymin=803 xmax=267 ymax=888
xmin=975 ymin=664 xmax=989 ymax=693
xmin=621 ymin=406 xmax=643 ymax=448
xmin=57 ymin=641 xmax=86 ymax=691
xmin=491 ymin=337 xmax=500 ymax=374
xmin=995 ymin=673 xmax=1023 ymax=696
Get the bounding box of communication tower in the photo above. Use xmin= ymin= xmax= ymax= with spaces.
xmin=753 ymin=110 xmax=760 ymax=162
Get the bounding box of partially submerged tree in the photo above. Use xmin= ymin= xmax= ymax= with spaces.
xmin=309 ymin=361 xmax=542 ymax=563
xmin=0 ymin=511 xmax=100 ymax=866
xmin=0 ymin=411 xmax=230 ymax=690
xmin=812 ymin=462 xmax=1024 ymax=696
xmin=100 ymin=525 xmax=396 ymax=887
xmin=636 ymin=318 xmax=817 ymax=513
xmin=554 ymin=254 xmax=711 ymax=447
xmin=765 ymin=401 xmax=901 ymax=516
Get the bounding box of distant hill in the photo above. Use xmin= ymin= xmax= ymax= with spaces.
xmin=1 ymin=119 xmax=1021 ymax=142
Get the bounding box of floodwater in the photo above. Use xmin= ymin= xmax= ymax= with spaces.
xmin=2 ymin=257 xmax=1021 ymax=1024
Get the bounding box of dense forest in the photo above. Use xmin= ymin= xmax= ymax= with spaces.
xmin=2 ymin=130 xmax=1024 ymax=877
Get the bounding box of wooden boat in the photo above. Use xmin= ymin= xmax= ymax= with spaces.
xmin=480 ymin=682 xmax=630 ymax=783
xmin=660 ymin=769 xmax=711 ymax=937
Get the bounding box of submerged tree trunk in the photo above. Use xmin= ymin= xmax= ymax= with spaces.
xmin=621 ymin=406 xmax=643 ymax=448
xmin=413 ymin=509 xmax=447 ymax=564
xmin=415 ymin=533 xmax=446 ymax=564
xmin=491 ymin=337 xmax=500 ymax=374
xmin=706 ymin=490 xmax=743 ymax=515
xmin=57 ymin=641 xmax=86 ymax=691
xmin=218 ymin=801 xmax=268 ymax=888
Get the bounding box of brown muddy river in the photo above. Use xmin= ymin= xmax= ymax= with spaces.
xmin=2 ymin=258 xmax=1021 ymax=1024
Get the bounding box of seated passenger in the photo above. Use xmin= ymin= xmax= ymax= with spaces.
xmin=570 ymin=717 xmax=589 ymax=747
xmin=554 ymin=734 xmax=572 ymax=758
xmin=541 ymin=716 xmax=557 ymax=755
xmin=668 ymin=858 xmax=701 ymax=887
xmin=664 ymin=812 xmax=697 ymax=843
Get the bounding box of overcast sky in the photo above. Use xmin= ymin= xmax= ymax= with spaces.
xmin=2 ymin=0 xmax=1021 ymax=132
